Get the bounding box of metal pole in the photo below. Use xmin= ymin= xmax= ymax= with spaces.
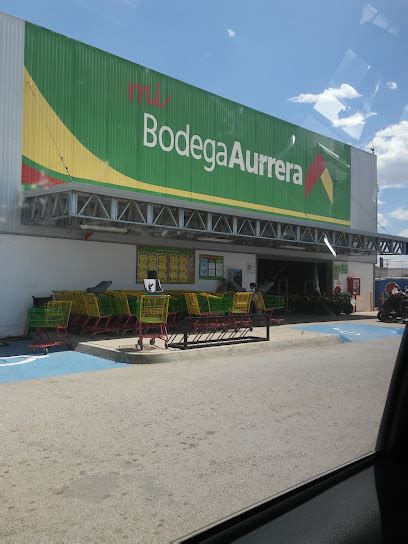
xmin=313 ymin=262 xmax=321 ymax=295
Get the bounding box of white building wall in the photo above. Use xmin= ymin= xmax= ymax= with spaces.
xmin=333 ymin=260 xmax=374 ymax=312
xmin=0 ymin=13 xmax=25 ymax=234
xmin=0 ymin=234 xmax=137 ymax=336
xmin=350 ymin=147 xmax=377 ymax=233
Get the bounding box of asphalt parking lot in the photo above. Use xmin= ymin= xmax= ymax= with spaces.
xmin=0 ymin=324 xmax=404 ymax=543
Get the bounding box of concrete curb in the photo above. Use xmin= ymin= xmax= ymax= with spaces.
xmin=76 ymin=333 xmax=341 ymax=364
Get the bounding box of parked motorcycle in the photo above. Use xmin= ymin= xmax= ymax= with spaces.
xmin=377 ymin=291 xmax=408 ymax=322
xmin=330 ymin=291 xmax=354 ymax=315
xmin=287 ymin=291 xmax=353 ymax=315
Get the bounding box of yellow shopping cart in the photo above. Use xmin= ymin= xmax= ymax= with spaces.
xmin=137 ymin=295 xmax=170 ymax=350
xmin=230 ymin=292 xmax=253 ymax=314
xmin=184 ymin=293 xmax=209 ymax=317
xmin=255 ymin=292 xmax=285 ymax=325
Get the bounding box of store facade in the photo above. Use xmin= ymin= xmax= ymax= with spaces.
xmin=1 ymin=11 xmax=407 ymax=336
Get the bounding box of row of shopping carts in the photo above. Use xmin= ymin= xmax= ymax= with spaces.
xmin=27 ymin=293 xmax=171 ymax=351
xmin=184 ymin=292 xmax=285 ymax=318
xmin=26 ymin=290 xmax=286 ymax=352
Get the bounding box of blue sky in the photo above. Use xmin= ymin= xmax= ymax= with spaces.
xmin=2 ymin=0 xmax=408 ymax=246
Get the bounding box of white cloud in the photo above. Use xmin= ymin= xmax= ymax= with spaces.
xmin=399 ymin=228 xmax=408 ymax=237
xmin=377 ymin=212 xmax=389 ymax=228
xmin=390 ymin=207 xmax=408 ymax=221
xmin=289 ymin=83 xmax=361 ymax=104
xmin=372 ymin=120 xmax=408 ymax=187
xmin=387 ymin=81 xmax=398 ymax=90
xmin=379 ymin=183 xmax=405 ymax=190
xmin=377 ymin=198 xmax=385 ymax=205
xmin=226 ymin=28 xmax=236 ymax=38
xmin=332 ymin=111 xmax=377 ymax=129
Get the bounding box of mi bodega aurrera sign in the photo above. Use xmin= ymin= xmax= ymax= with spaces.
xmin=22 ymin=22 xmax=351 ymax=225
xmin=143 ymin=113 xmax=303 ymax=185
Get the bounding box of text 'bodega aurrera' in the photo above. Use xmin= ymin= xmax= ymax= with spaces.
xmin=143 ymin=113 xmax=303 ymax=185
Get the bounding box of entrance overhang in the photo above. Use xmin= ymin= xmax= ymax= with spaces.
xmin=21 ymin=184 xmax=408 ymax=256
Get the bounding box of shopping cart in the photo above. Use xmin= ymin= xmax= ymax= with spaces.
xmin=184 ymin=292 xmax=211 ymax=317
xmin=137 ymin=295 xmax=170 ymax=350
xmin=264 ymin=294 xmax=286 ymax=314
xmin=230 ymin=292 xmax=253 ymax=314
xmin=81 ymin=293 xmax=116 ymax=335
xmin=197 ymin=292 xmax=229 ymax=315
xmin=53 ymin=290 xmax=88 ymax=331
xmin=226 ymin=292 xmax=253 ymax=331
xmin=255 ymin=293 xmax=285 ymax=325
xmin=212 ymin=293 xmax=234 ymax=314
xmin=168 ymin=293 xmax=187 ymax=324
xmin=107 ymin=292 xmax=138 ymax=333
xmin=28 ymin=301 xmax=72 ymax=353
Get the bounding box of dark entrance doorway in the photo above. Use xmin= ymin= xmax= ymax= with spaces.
xmin=257 ymin=258 xmax=332 ymax=296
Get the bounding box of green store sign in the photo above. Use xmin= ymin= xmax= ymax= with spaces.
xmin=22 ymin=23 xmax=351 ymax=226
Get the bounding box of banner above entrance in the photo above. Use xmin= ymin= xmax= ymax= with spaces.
xmin=22 ymin=23 xmax=351 ymax=226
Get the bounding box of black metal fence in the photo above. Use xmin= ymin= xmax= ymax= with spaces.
xmin=168 ymin=314 xmax=270 ymax=350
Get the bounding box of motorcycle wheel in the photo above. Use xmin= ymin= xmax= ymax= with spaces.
xmin=344 ymin=304 xmax=353 ymax=315
xmin=377 ymin=309 xmax=387 ymax=322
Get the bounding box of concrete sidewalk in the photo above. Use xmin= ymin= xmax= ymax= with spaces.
xmin=76 ymin=324 xmax=342 ymax=364
xmin=75 ymin=315 xmax=403 ymax=364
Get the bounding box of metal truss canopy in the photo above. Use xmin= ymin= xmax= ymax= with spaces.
xmin=21 ymin=186 xmax=408 ymax=256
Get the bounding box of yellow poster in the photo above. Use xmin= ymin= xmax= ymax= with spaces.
xmin=137 ymin=246 xmax=195 ymax=284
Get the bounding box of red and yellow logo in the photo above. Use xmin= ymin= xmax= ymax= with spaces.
xmin=305 ymin=154 xmax=334 ymax=203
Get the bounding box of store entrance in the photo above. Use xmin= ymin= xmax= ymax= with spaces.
xmin=257 ymin=258 xmax=332 ymax=296
xmin=257 ymin=258 xmax=334 ymax=317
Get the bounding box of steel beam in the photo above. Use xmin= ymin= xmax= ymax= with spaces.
xmin=21 ymin=188 xmax=408 ymax=256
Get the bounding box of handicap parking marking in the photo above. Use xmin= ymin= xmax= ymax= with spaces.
xmin=0 ymin=354 xmax=49 ymax=367
xmin=0 ymin=351 xmax=119 ymax=384
xmin=332 ymin=327 xmax=362 ymax=336
xmin=292 ymin=322 xmax=405 ymax=343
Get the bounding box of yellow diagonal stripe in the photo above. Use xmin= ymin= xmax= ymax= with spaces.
xmin=320 ymin=168 xmax=334 ymax=203
xmin=22 ymin=68 xmax=349 ymax=225
xmin=23 ymin=68 xmax=138 ymax=188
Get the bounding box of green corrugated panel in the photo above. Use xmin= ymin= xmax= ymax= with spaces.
xmin=23 ymin=22 xmax=351 ymax=226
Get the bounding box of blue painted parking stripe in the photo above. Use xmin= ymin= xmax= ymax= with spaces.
xmin=0 ymin=351 xmax=119 ymax=384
